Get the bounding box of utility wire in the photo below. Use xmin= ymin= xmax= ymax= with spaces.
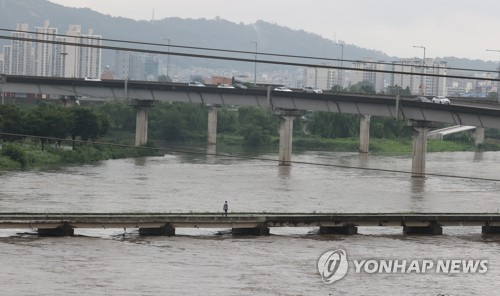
xmin=0 ymin=27 xmax=495 ymax=75
xmin=1 ymin=132 xmax=499 ymax=183
xmin=0 ymin=32 xmax=499 ymax=82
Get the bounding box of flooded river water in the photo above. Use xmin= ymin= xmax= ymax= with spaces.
xmin=0 ymin=149 xmax=499 ymax=295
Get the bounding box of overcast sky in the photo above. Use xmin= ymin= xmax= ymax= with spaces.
xmin=48 ymin=0 xmax=500 ymax=62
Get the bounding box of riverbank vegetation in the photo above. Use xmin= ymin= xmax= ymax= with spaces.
xmin=1 ymin=99 xmax=499 ymax=170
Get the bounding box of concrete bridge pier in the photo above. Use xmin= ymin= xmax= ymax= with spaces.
xmin=138 ymin=224 xmax=176 ymax=236
xmin=38 ymin=223 xmax=74 ymax=237
xmin=130 ymin=99 xmax=156 ymax=146
xmin=207 ymin=105 xmax=219 ymax=145
xmin=403 ymin=222 xmax=443 ymax=235
xmin=359 ymin=115 xmax=371 ymax=153
xmin=232 ymin=224 xmax=270 ymax=236
xmin=474 ymin=127 xmax=485 ymax=145
xmin=319 ymin=224 xmax=358 ymax=235
xmin=274 ymin=109 xmax=302 ymax=166
xmin=482 ymin=225 xmax=500 ymax=234
xmin=409 ymin=120 xmax=437 ymax=178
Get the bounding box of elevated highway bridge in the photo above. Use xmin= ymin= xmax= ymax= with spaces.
xmin=2 ymin=75 xmax=500 ymax=177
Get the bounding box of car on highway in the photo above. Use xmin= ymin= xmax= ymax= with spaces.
xmin=233 ymin=83 xmax=248 ymax=89
xmin=274 ymin=86 xmax=293 ymax=92
xmin=414 ymin=96 xmax=432 ymax=103
xmin=84 ymin=77 xmax=101 ymax=81
xmin=217 ymin=84 xmax=235 ymax=89
xmin=432 ymin=96 xmax=451 ymax=104
xmin=303 ymin=86 xmax=322 ymax=94
xmin=188 ymin=81 xmax=205 ymax=87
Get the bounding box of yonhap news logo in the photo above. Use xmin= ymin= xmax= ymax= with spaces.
xmin=317 ymin=249 xmax=488 ymax=284
xmin=317 ymin=249 xmax=349 ymax=284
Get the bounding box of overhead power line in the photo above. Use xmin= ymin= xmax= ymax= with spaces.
xmin=0 ymin=132 xmax=499 ymax=183
xmin=0 ymin=28 xmax=499 ymax=82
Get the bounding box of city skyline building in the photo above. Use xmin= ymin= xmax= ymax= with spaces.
xmin=7 ymin=23 xmax=35 ymax=76
xmin=304 ymin=64 xmax=341 ymax=90
xmin=1 ymin=22 xmax=102 ymax=79
xmin=350 ymin=59 xmax=385 ymax=93
xmin=391 ymin=58 xmax=447 ymax=96
xmin=114 ymin=51 xmax=158 ymax=81
xmin=34 ymin=21 xmax=58 ymax=77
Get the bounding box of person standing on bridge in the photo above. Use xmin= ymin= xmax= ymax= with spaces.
xmin=223 ymin=201 xmax=228 ymax=217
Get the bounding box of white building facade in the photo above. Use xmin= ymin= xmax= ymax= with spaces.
xmin=390 ymin=58 xmax=447 ymax=96
xmin=304 ymin=64 xmax=341 ymax=90
xmin=2 ymin=22 xmax=102 ymax=79
xmin=350 ymin=60 xmax=385 ymax=93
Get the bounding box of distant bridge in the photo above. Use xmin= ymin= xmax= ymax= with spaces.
xmin=428 ymin=125 xmax=477 ymax=140
xmin=2 ymin=75 xmax=500 ymax=130
xmin=2 ymin=75 xmax=500 ymax=176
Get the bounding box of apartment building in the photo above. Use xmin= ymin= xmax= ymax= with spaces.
xmin=350 ymin=59 xmax=385 ymax=93
xmin=34 ymin=21 xmax=58 ymax=77
xmin=304 ymin=64 xmax=341 ymax=90
xmin=114 ymin=51 xmax=159 ymax=80
xmin=390 ymin=58 xmax=447 ymax=96
xmin=2 ymin=22 xmax=102 ymax=79
xmin=6 ymin=23 xmax=35 ymax=76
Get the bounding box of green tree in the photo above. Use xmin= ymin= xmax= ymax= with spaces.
xmin=70 ymin=107 xmax=101 ymax=147
xmin=307 ymin=112 xmax=359 ymax=138
xmin=217 ymin=108 xmax=238 ymax=133
xmin=97 ymin=100 xmax=135 ymax=130
xmin=149 ymin=102 xmax=207 ymax=141
xmin=386 ymin=85 xmax=412 ymax=96
xmin=0 ymin=104 xmax=26 ymax=142
xmin=348 ymin=81 xmax=376 ymax=94
xmin=237 ymin=107 xmax=277 ymax=146
xmin=370 ymin=117 xmax=411 ymax=139
xmin=25 ymin=104 xmax=72 ymax=150
xmin=330 ymin=85 xmax=344 ymax=92
xmin=0 ymin=143 xmax=27 ymax=168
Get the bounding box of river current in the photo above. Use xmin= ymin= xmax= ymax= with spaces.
xmin=0 ymin=149 xmax=499 ymax=295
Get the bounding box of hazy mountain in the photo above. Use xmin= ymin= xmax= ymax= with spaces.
xmin=0 ymin=0 xmax=496 ymax=72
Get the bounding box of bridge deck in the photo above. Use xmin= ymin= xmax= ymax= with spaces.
xmin=0 ymin=213 xmax=499 ymax=229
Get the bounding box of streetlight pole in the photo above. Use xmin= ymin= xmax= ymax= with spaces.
xmin=161 ymin=38 xmax=171 ymax=79
xmin=250 ymin=41 xmax=257 ymax=86
xmin=334 ymin=43 xmax=344 ymax=88
xmin=486 ymin=49 xmax=500 ymax=103
xmin=413 ymin=45 xmax=426 ymax=95
xmin=166 ymin=38 xmax=171 ymax=79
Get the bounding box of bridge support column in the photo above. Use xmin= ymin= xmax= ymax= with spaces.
xmin=482 ymin=225 xmax=500 ymax=234
xmin=139 ymin=224 xmax=175 ymax=236
xmin=130 ymin=99 xmax=156 ymax=146
xmin=359 ymin=115 xmax=371 ymax=153
xmin=274 ymin=109 xmax=302 ymax=166
xmin=207 ymin=105 xmax=218 ymax=145
xmin=232 ymin=224 xmax=270 ymax=236
xmin=409 ymin=120 xmax=436 ymax=178
xmin=474 ymin=127 xmax=485 ymax=145
xmin=38 ymin=223 xmax=74 ymax=237
xmin=319 ymin=224 xmax=358 ymax=235
xmin=403 ymin=223 xmax=442 ymax=235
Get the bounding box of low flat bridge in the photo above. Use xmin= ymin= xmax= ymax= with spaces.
xmin=1 ymin=213 xmax=499 ymax=236
xmin=428 ymin=125 xmax=477 ymax=140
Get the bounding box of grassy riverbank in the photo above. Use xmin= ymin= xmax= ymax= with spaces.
xmin=220 ymin=135 xmax=500 ymax=153
xmin=0 ymin=142 xmax=163 ymax=170
xmin=2 ymin=135 xmax=499 ymax=171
